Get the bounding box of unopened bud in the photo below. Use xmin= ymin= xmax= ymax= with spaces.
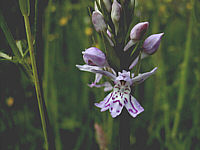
xmin=124 ymin=22 xmax=149 ymax=51
xmin=92 ymin=11 xmax=107 ymax=32
xmin=111 ymin=0 xmax=121 ymax=35
xmin=129 ymin=33 xmax=164 ymax=69
xmin=143 ymin=33 xmax=164 ymax=55
xmin=82 ymin=47 xmax=107 ymax=67
xmin=130 ymin=22 xmax=149 ymax=40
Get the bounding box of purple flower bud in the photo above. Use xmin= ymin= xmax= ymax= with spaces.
xmin=111 ymin=0 xmax=121 ymax=22
xmin=111 ymin=0 xmax=121 ymax=34
xmin=130 ymin=22 xmax=149 ymax=40
xmin=82 ymin=47 xmax=107 ymax=67
xmin=124 ymin=22 xmax=149 ymax=51
xmin=92 ymin=11 xmax=107 ymax=32
xmin=143 ymin=33 xmax=164 ymax=55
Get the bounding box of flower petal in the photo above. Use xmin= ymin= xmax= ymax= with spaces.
xmin=115 ymin=70 xmax=132 ymax=85
xmin=123 ymin=40 xmax=137 ymax=51
xmin=88 ymin=73 xmax=103 ymax=88
xmin=89 ymin=81 xmax=113 ymax=92
xmin=76 ymin=64 xmax=102 ymax=73
xmin=124 ymin=95 xmax=144 ymax=118
xmin=129 ymin=52 xmax=148 ymax=69
xmin=109 ymin=99 xmax=124 ymax=118
xmin=132 ymin=67 xmax=157 ymax=84
xmin=95 ymin=73 xmax=102 ymax=84
xmin=95 ymin=92 xmax=113 ymax=110
xmin=91 ymin=69 xmax=116 ymax=81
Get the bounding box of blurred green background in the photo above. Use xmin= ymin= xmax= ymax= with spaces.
xmin=0 ymin=0 xmax=200 ymax=150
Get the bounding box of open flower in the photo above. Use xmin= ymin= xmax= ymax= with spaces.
xmin=76 ymin=63 xmax=157 ymax=118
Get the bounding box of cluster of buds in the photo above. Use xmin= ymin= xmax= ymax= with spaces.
xmin=76 ymin=0 xmax=164 ymax=118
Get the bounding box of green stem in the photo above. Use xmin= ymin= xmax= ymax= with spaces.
xmin=23 ymin=15 xmax=49 ymax=150
xmin=119 ymin=109 xmax=131 ymax=150
xmin=171 ymin=12 xmax=193 ymax=139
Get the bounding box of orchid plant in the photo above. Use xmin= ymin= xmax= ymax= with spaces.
xmin=76 ymin=0 xmax=164 ymax=119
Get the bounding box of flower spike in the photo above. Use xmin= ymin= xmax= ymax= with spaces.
xmin=76 ymin=0 xmax=163 ymax=119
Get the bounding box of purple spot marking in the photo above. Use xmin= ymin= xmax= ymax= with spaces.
xmin=111 ymin=107 xmax=113 ymax=110
xmin=124 ymin=92 xmax=128 ymax=94
xmin=116 ymin=110 xmax=120 ymax=113
xmin=129 ymin=95 xmax=138 ymax=114
xmin=113 ymin=100 xmax=122 ymax=107
xmin=105 ymin=93 xmax=113 ymax=105
xmin=129 ymin=109 xmax=134 ymax=113
xmin=104 ymin=103 xmax=110 ymax=108
xmin=124 ymin=98 xmax=128 ymax=104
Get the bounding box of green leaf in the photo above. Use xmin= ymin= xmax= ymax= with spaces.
xmin=0 ymin=10 xmax=22 ymax=59
xmin=0 ymin=51 xmax=12 ymax=60
xmin=19 ymin=0 xmax=30 ymax=16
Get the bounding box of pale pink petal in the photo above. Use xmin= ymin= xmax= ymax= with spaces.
xmin=95 ymin=92 xmax=113 ymax=110
xmin=132 ymin=67 xmax=157 ymax=84
xmin=88 ymin=73 xmax=103 ymax=88
xmin=124 ymin=95 xmax=144 ymax=118
xmin=89 ymin=82 xmax=113 ymax=92
xmin=91 ymin=69 xmax=116 ymax=81
xmin=129 ymin=52 xmax=148 ymax=69
xmin=109 ymin=99 xmax=124 ymax=118
xmin=76 ymin=64 xmax=101 ymax=72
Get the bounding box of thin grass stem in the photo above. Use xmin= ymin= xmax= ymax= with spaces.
xmin=23 ymin=14 xmax=49 ymax=150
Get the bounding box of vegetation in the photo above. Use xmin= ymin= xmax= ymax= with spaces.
xmin=0 ymin=0 xmax=200 ymax=150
